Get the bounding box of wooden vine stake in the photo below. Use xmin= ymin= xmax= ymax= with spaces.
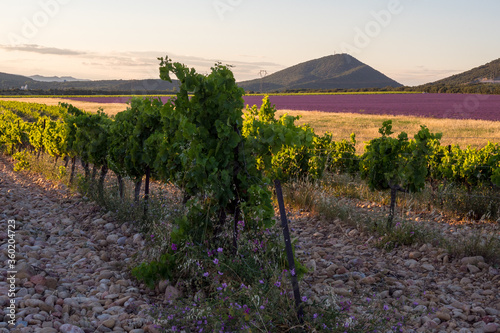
xmin=38 ymin=119 xmax=46 ymax=159
xmin=274 ymin=179 xmax=304 ymax=323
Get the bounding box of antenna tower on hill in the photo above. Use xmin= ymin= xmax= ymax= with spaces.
xmin=259 ymin=70 xmax=268 ymax=93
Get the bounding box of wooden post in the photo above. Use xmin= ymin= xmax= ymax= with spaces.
xmin=274 ymin=179 xmax=304 ymax=323
xmin=143 ymin=166 xmax=151 ymax=218
xmin=38 ymin=119 xmax=46 ymax=158
xmin=134 ymin=179 xmax=142 ymax=202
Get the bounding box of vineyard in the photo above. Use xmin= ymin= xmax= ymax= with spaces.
xmin=1 ymin=58 xmax=500 ymax=332
xmin=1 ymin=83 xmax=499 ymax=228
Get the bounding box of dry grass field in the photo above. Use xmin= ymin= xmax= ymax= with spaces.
xmin=0 ymin=97 xmax=127 ymax=116
xmin=276 ymin=109 xmax=500 ymax=152
xmin=1 ymin=97 xmax=498 ymax=153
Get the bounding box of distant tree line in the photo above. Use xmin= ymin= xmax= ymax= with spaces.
xmin=0 ymin=88 xmax=178 ymax=96
xmin=2 ymin=84 xmax=500 ymax=96
xmin=246 ymin=86 xmax=413 ymax=94
xmin=415 ymin=83 xmax=500 ymax=95
xmin=246 ymin=83 xmax=500 ymax=95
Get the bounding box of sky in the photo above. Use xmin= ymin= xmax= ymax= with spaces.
xmin=1 ymin=0 xmax=499 ymax=86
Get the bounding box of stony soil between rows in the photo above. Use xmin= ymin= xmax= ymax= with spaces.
xmin=0 ymin=156 xmax=158 ymax=333
xmin=1 ymin=154 xmax=499 ymax=333
xmin=293 ymin=211 xmax=500 ymax=332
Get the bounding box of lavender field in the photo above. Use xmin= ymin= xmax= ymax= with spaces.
xmin=63 ymin=93 xmax=500 ymax=121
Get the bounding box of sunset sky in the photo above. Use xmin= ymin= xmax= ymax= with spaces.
xmin=1 ymin=0 xmax=499 ymax=86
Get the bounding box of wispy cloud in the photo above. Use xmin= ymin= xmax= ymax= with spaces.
xmin=0 ymin=44 xmax=284 ymax=81
xmin=408 ymin=66 xmax=461 ymax=77
xmin=82 ymin=51 xmax=284 ymax=81
xmin=0 ymin=44 xmax=86 ymax=55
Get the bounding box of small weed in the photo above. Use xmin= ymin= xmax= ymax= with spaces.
xmin=445 ymin=231 xmax=500 ymax=265
xmin=57 ymin=165 xmax=67 ymax=180
xmin=372 ymin=220 xmax=441 ymax=251
xmin=282 ymin=177 xmax=320 ymax=212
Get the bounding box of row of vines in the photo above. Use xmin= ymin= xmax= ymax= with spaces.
xmin=1 ymin=58 xmax=500 ymax=241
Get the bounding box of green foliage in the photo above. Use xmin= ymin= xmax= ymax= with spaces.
xmin=42 ymin=119 xmax=68 ymax=159
xmin=131 ymin=252 xmax=176 ymax=289
xmin=0 ymin=110 xmax=30 ymax=155
xmin=107 ymin=106 xmax=135 ymax=178
xmin=156 ymin=57 xmax=275 ymax=244
xmin=485 ymin=143 xmax=500 ymax=187
xmin=158 ymin=57 xmax=244 ymax=202
xmin=66 ymin=109 xmax=112 ymax=174
xmin=360 ymin=120 xmax=410 ymax=191
xmin=108 ymin=97 xmax=162 ymax=181
xmin=492 ymin=167 xmax=500 ymax=187
xmin=360 ymin=121 xmax=442 ymax=193
xmin=360 ymin=121 xmax=443 ymax=225
xmin=59 ymin=102 xmax=86 ymax=117
xmin=57 ymin=165 xmax=67 ymax=180
xmin=12 ymin=150 xmax=31 ymax=171
xmin=87 ymin=111 xmax=112 ymax=169
xmin=406 ymin=125 xmax=442 ymax=192
xmin=62 ymin=105 xmax=89 ymax=159
xmin=28 ymin=117 xmax=46 ymax=154
xmin=243 ymin=95 xmax=318 ymax=182
xmin=315 ymin=132 xmax=359 ymax=176
xmin=440 ymin=142 xmax=500 ymax=190
xmin=0 ymin=100 xmax=65 ymax=121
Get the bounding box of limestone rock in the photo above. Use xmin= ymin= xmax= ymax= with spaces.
xmin=102 ymin=318 xmax=116 ymax=329
xmin=58 ymin=324 xmax=85 ymax=333
xmin=483 ymin=323 xmax=499 ymax=333
xmin=460 ymin=256 xmax=485 ymax=265
xmin=164 ymin=286 xmax=182 ymax=301
xmin=16 ymin=262 xmax=36 ymax=279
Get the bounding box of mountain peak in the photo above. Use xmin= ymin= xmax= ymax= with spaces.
xmin=238 ymin=54 xmax=401 ymax=92
xmin=29 ymin=75 xmax=90 ymax=82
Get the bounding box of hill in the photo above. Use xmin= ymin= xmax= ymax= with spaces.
xmin=29 ymin=75 xmax=90 ymax=82
xmin=0 ymin=72 xmax=35 ymax=89
xmin=423 ymin=58 xmax=500 ymax=86
xmin=29 ymin=79 xmax=179 ymax=93
xmin=237 ymin=54 xmax=402 ymax=92
xmin=0 ymin=72 xmax=179 ymax=94
xmin=414 ymin=58 xmax=500 ymax=94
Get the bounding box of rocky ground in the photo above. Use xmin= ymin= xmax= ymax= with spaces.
xmin=293 ymin=211 xmax=500 ymax=332
xmin=0 ymin=156 xmax=159 ymax=333
xmin=1 ymin=153 xmax=499 ymax=333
